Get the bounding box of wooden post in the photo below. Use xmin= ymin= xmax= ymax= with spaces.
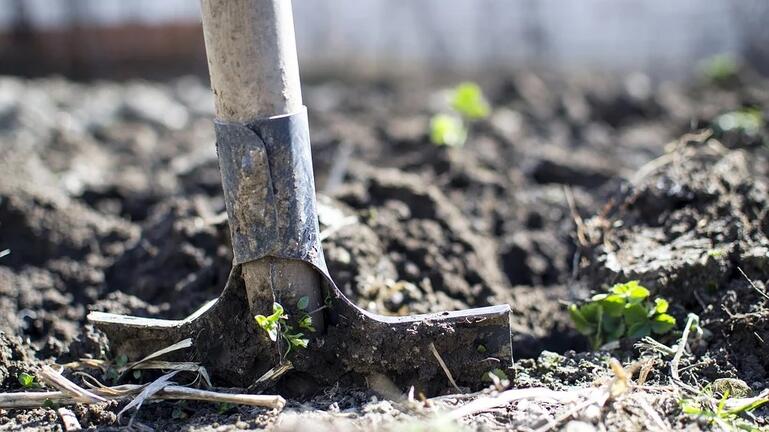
xmin=200 ymin=0 xmax=323 ymax=329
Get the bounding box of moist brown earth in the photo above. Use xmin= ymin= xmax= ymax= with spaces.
xmin=0 ymin=70 xmax=767 ymax=430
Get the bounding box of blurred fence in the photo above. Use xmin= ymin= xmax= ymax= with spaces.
xmin=1 ymin=0 xmax=768 ymax=79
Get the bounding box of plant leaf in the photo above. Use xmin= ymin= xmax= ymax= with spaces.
xmin=651 ymin=313 xmax=676 ymax=334
xmin=268 ymin=302 xmax=286 ymax=323
xmin=623 ymin=303 xmax=648 ymax=325
xmin=451 ymin=82 xmax=490 ymax=120
xmin=18 ymin=372 xmax=35 ymax=388
xmin=654 ymin=298 xmax=669 ymax=314
xmin=601 ymin=294 xmax=626 ymax=317
xmin=611 ymin=281 xmax=650 ymax=303
xmin=297 ymin=296 xmax=310 ymax=310
xmin=298 ymin=314 xmax=315 ymax=332
xmin=579 ymin=302 xmax=601 ymax=323
xmin=627 ymin=321 xmax=652 ymax=338
xmin=430 ymin=114 xmax=467 ymax=147
xmin=602 ymin=316 xmax=625 ymax=341
xmin=568 ymin=305 xmax=595 ymax=335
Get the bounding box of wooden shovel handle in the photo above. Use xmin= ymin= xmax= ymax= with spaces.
xmin=200 ymin=0 xmax=324 ymax=336
xmin=201 ymin=0 xmax=303 ymax=121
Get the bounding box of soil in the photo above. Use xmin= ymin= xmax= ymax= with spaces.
xmin=0 ymin=69 xmax=768 ymax=430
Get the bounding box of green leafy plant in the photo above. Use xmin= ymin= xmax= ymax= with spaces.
xmin=255 ymin=302 xmax=286 ymax=342
xmin=17 ymin=372 xmax=38 ymax=389
xmin=681 ymin=390 xmax=767 ymax=432
xmin=482 ymin=368 xmax=509 ymax=383
xmin=255 ymin=301 xmax=312 ymax=358
xmin=714 ymin=108 xmax=764 ymax=137
xmin=701 ymin=54 xmax=738 ymax=85
xmin=451 ymin=82 xmax=491 ymax=120
xmin=568 ymin=281 xmax=677 ymax=349
xmin=430 ymin=82 xmax=490 ymax=147
xmin=430 ymin=114 xmax=467 ymax=147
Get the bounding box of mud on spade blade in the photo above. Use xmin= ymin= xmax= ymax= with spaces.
xmin=89 ymin=108 xmax=513 ymax=389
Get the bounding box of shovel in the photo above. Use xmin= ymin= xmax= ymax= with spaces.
xmin=88 ymin=0 xmax=512 ymax=391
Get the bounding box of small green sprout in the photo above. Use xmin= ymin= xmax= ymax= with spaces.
xmin=681 ymin=390 xmax=767 ymax=431
xmin=115 ymin=354 xmax=129 ymax=369
xmin=476 ymin=344 xmax=487 ymax=354
xmin=451 ymin=82 xmax=491 ymax=120
xmin=569 ymin=281 xmax=677 ymax=349
xmin=255 ymin=302 xmax=310 ymax=358
xmin=255 ymin=303 xmax=286 ymax=342
xmin=298 ymin=314 xmax=315 ymax=332
xmin=430 ymin=82 xmax=490 ymax=147
xmin=707 ymin=249 xmax=725 ymax=258
xmin=482 ymin=368 xmax=509 ymax=383
xmin=105 ymin=354 xmax=130 ymax=384
xmin=17 ymin=372 xmax=37 ymax=389
xmin=701 ymin=54 xmax=738 ymax=84
xmin=430 ymin=114 xmax=466 ymax=147
xmin=714 ymin=109 xmax=764 ymax=137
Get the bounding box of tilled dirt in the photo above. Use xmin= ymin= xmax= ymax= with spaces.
xmin=0 ymin=70 xmax=768 ymax=430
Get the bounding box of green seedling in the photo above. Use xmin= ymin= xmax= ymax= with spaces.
xmin=255 ymin=302 xmax=310 ymax=358
xmin=255 ymin=302 xmax=286 ymax=342
xmin=430 ymin=114 xmax=467 ymax=147
xmin=297 ymin=296 xmax=310 ymax=310
xmin=707 ymin=249 xmax=725 ymax=258
xmin=569 ymin=281 xmax=677 ymax=349
xmin=482 ymin=368 xmax=509 ymax=383
xmin=714 ymin=108 xmax=764 ymax=137
xmin=681 ymin=390 xmax=767 ymax=432
xmin=430 ymin=82 xmax=490 ymax=147
xmin=17 ymin=372 xmax=37 ymax=389
xmin=451 ymin=82 xmax=491 ymax=120
xmin=105 ymin=354 xmax=130 ymax=384
xmin=701 ymin=54 xmax=738 ymax=85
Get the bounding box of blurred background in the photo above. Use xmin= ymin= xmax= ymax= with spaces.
xmin=1 ymin=0 xmax=769 ymax=81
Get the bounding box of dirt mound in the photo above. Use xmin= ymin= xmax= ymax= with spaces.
xmin=579 ymin=132 xmax=769 ymax=386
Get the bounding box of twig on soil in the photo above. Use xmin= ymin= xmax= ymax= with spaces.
xmin=57 ymin=407 xmax=82 ymax=432
xmin=0 ymin=383 xmax=286 ymax=410
xmin=123 ymin=338 xmax=193 ymax=373
xmin=40 ymin=365 xmax=107 ymax=404
xmin=637 ymin=358 xmax=655 ymax=386
xmin=130 ymin=361 xmax=212 ymax=387
xmin=446 ymin=387 xmax=587 ymax=420
xmin=670 ymin=314 xmax=699 ymax=394
xmin=118 ymin=371 xmax=179 ymax=426
xmin=253 ymin=361 xmax=294 ymax=387
xmin=428 ymin=342 xmax=461 ymax=393
xmin=737 ymin=266 xmax=769 ymax=301
xmin=563 ymin=186 xmax=588 ymax=247
xmin=631 ymin=393 xmax=670 ymax=431
xmin=631 ymin=152 xmax=676 ymax=185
